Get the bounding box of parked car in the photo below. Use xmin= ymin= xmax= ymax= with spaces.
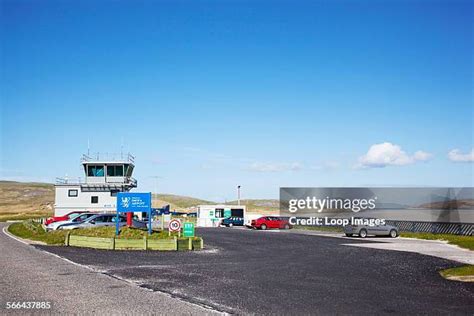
xmin=251 ymin=216 xmax=292 ymax=230
xmin=221 ymin=217 xmax=244 ymax=227
xmin=344 ymin=219 xmax=399 ymax=238
xmin=46 ymin=213 xmax=96 ymax=231
xmin=58 ymin=214 xmax=148 ymax=230
xmin=44 ymin=211 xmax=86 ymax=226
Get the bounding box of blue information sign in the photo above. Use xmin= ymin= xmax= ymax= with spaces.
xmin=116 ymin=192 xmax=152 ymax=235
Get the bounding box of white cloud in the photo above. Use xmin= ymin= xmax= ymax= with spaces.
xmin=246 ymin=162 xmax=303 ymax=172
xmin=357 ymin=142 xmax=432 ymax=168
xmin=448 ymin=148 xmax=474 ymax=162
xmin=413 ymin=150 xmax=432 ymax=161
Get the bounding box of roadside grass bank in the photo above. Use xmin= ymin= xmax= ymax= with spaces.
xmin=439 ymin=265 xmax=474 ymax=282
xmin=8 ymin=220 xmax=66 ymax=245
xmin=400 ymin=232 xmax=474 ymax=251
xmin=7 ymin=220 xmax=200 ymax=246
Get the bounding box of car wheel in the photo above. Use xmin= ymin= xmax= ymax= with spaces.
xmin=359 ymin=229 xmax=367 ymax=238
xmin=229 ymin=223 xmax=233 ymax=227
xmin=261 ymin=224 xmax=267 ymax=230
xmin=284 ymin=224 xmax=290 ymax=230
xmin=389 ymin=229 xmax=398 ymax=238
xmin=345 ymin=233 xmax=352 ymax=237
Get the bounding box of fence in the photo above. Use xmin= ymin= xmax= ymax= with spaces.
xmin=386 ymin=220 xmax=473 ymax=236
xmin=65 ymin=233 xmax=204 ymax=251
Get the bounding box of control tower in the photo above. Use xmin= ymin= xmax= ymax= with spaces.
xmin=54 ymin=153 xmax=138 ymax=216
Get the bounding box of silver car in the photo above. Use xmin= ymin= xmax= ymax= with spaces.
xmin=344 ymin=219 xmax=399 ymax=238
xmin=59 ymin=214 xmax=147 ymax=230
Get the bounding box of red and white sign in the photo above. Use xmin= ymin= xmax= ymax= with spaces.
xmin=168 ymin=219 xmax=181 ymax=232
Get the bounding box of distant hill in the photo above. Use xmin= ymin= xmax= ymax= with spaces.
xmin=0 ymin=181 xmax=55 ymax=218
xmin=418 ymin=199 xmax=474 ymax=210
xmin=225 ymin=199 xmax=279 ymax=214
xmin=153 ymin=194 xmax=213 ymax=210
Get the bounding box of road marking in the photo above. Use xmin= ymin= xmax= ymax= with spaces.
xmin=3 ymin=226 xmax=30 ymax=245
xmin=2 ymin=223 xmax=227 ymax=314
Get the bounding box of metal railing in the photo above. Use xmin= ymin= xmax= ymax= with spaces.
xmin=56 ymin=177 xmax=83 ymax=185
xmin=81 ymin=152 xmax=135 ymax=163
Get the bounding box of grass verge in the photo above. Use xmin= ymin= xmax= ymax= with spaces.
xmin=400 ymin=232 xmax=474 ymax=251
xmin=439 ymin=265 xmax=474 ymax=282
xmin=8 ymin=221 xmax=66 ymax=245
xmin=7 ymin=220 xmax=199 ymax=246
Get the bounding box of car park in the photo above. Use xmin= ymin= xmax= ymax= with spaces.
xmin=221 ymin=217 xmax=244 ymax=227
xmin=251 ymin=216 xmax=292 ymax=230
xmin=44 ymin=211 xmax=86 ymax=226
xmin=46 ymin=213 xmax=96 ymax=231
xmin=344 ymin=219 xmax=399 ymax=238
xmin=58 ymin=214 xmax=148 ymax=230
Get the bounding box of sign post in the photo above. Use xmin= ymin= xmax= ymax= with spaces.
xmin=168 ymin=219 xmax=181 ymax=237
xmin=183 ymin=222 xmax=195 ymax=238
xmin=116 ymin=192 xmax=152 ymax=235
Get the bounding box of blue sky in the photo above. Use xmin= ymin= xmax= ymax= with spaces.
xmin=1 ymin=0 xmax=473 ymax=201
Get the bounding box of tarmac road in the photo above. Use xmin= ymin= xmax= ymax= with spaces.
xmin=0 ymin=223 xmax=218 ymax=315
xmin=35 ymin=227 xmax=474 ymax=315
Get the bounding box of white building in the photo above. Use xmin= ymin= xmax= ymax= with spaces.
xmin=196 ymin=204 xmax=246 ymax=227
xmin=54 ymin=153 xmax=137 ymax=216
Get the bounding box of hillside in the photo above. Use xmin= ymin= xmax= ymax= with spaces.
xmin=225 ymin=199 xmax=279 ymax=214
xmin=152 ymin=194 xmax=213 ymax=210
xmin=0 ymin=181 xmax=55 ymax=220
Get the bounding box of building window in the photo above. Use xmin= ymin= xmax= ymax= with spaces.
xmin=110 ymin=190 xmax=119 ymax=197
xmin=215 ymin=209 xmax=224 ymax=218
xmin=107 ymin=165 xmax=124 ymax=177
xmin=68 ymin=189 xmax=78 ymax=197
xmin=87 ymin=165 xmax=104 ymax=177
xmin=91 ymin=196 xmax=99 ymax=204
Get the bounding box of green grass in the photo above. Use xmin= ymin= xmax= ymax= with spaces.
xmin=294 ymin=225 xmax=344 ymax=233
xmin=439 ymin=265 xmax=474 ymax=278
xmin=8 ymin=220 xmax=67 ymax=245
xmin=8 ymin=220 xmax=199 ymax=246
xmin=400 ymin=232 xmax=474 ymax=251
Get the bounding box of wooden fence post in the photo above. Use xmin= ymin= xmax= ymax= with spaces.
xmin=65 ymin=232 xmax=70 ymax=246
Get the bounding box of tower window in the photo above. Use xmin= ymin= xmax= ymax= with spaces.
xmin=107 ymin=165 xmax=124 ymax=177
xmin=87 ymin=165 xmax=104 ymax=177
xmin=68 ymin=189 xmax=78 ymax=197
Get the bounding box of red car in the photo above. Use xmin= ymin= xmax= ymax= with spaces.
xmin=251 ymin=216 xmax=292 ymax=230
xmin=44 ymin=211 xmax=86 ymax=225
